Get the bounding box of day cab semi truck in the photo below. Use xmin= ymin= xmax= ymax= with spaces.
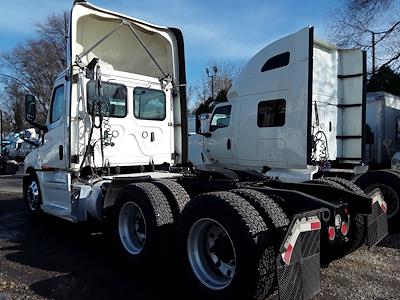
xmin=23 ymin=1 xmax=387 ymax=299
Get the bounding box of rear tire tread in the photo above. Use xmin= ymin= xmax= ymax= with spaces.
xmin=152 ymin=179 xmax=191 ymax=221
xmin=231 ymin=188 xmax=289 ymax=229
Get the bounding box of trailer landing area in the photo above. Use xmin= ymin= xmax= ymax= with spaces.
xmin=0 ymin=176 xmax=399 ymax=300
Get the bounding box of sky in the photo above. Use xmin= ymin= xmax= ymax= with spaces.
xmin=0 ymin=0 xmax=335 ymax=105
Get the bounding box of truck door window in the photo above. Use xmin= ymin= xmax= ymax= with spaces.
xmin=257 ymin=99 xmax=286 ymax=127
xmin=50 ymin=85 xmax=64 ymax=123
xmin=133 ymin=87 xmax=166 ymax=121
xmin=210 ymin=105 xmax=231 ymax=132
xmin=87 ymin=81 xmax=127 ymax=118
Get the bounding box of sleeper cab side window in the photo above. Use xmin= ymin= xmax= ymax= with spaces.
xmin=261 ymin=52 xmax=290 ymax=72
xmin=210 ymin=105 xmax=232 ymax=132
xmin=50 ymin=85 xmax=64 ymax=123
xmin=87 ymin=81 xmax=127 ymax=118
xmin=257 ymin=99 xmax=286 ymax=127
xmin=133 ymin=87 xmax=166 ymax=121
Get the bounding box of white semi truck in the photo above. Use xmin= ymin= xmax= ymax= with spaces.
xmin=190 ymin=82 xmax=400 ymax=230
xmin=23 ymin=1 xmax=387 ymax=299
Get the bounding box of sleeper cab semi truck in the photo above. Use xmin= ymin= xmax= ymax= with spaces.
xmin=189 ymin=36 xmax=400 ymax=231
xmin=22 ymin=1 xmax=387 ymax=299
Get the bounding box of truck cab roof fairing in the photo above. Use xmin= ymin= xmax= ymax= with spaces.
xmin=69 ymin=1 xmax=180 ymax=82
xmin=227 ymin=27 xmax=313 ymax=100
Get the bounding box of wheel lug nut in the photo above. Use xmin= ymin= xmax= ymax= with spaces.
xmin=227 ymin=270 xmax=232 ymax=277
xmin=209 ymin=233 xmax=215 ymax=238
xmin=216 ymin=261 xmax=221 ymax=267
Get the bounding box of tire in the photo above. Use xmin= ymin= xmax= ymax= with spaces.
xmin=230 ymin=189 xmax=289 ymax=230
xmin=319 ymin=178 xmax=366 ymax=256
xmin=112 ymin=182 xmax=174 ymax=265
xmin=23 ymin=173 xmax=42 ymax=216
xmin=152 ymin=179 xmax=191 ymax=220
xmin=324 ymin=177 xmax=366 ymax=196
xmin=177 ymin=191 xmax=276 ymax=300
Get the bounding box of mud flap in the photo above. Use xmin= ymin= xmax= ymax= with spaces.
xmin=366 ymin=188 xmax=388 ymax=247
xmin=277 ymin=209 xmax=327 ymax=300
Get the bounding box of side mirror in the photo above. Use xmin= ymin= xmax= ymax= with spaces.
xmin=195 ymin=112 xmax=212 ymax=138
xmin=25 ymin=94 xmax=37 ymax=122
xmin=25 ymin=94 xmax=48 ymax=133
xmin=195 ymin=113 xmax=202 ymax=134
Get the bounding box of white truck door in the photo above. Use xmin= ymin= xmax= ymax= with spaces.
xmin=204 ymin=104 xmax=233 ymax=164
xmin=40 ymin=83 xmax=68 ymax=170
xmin=37 ymin=80 xmax=72 ymax=214
xmin=132 ymin=86 xmax=173 ymax=165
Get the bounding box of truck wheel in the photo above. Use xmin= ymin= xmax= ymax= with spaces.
xmin=152 ymin=179 xmax=191 ymax=219
xmin=231 ymin=189 xmax=289 ymax=230
xmin=319 ymin=178 xmax=366 ymax=255
xmin=23 ymin=173 xmax=42 ymax=215
xmin=177 ymin=191 xmax=275 ymax=300
xmin=112 ymin=182 xmax=174 ymax=265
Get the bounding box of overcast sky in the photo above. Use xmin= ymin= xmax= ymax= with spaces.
xmin=0 ymin=0 xmax=335 ymax=90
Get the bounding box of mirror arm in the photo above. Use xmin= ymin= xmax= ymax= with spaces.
xmin=27 ymin=120 xmax=48 ymax=133
xmin=20 ymin=138 xmax=40 ymax=148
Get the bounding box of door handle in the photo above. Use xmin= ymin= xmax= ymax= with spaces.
xmin=59 ymin=145 xmax=64 ymax=160
xmin=151 ymin=132 xmax=155 ymax=142
xmin=227 ymin=139 xmax=231 ymax=150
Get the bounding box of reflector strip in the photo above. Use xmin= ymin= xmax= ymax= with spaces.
xmin=371 ymin=190 xmax=387 ymax=213
xmin=380 ymin=202 xmax=387 ymax=213
xmin=281 ymin=216 xmax=321 ymax=265
xmin=282 ymin=244 xmax=293 ymax=265
xmin=311 ymin=222 xmax=321 ymax=230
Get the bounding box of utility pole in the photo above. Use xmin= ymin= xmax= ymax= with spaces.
xmin=206 ymin=66 xmax=218 ymax=100
xmin=372 ymin=31 xmax=376 ymax=75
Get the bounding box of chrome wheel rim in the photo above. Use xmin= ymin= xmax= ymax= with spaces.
xmin=187 ymin=218 xmax=236 ymax=290
xmin=118 ymin=202 xmax=147 ymax=255
xmin=27 ymin=180 xmax=39 ymax=211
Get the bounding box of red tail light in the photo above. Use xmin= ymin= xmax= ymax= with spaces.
xmin=340 ymin=222 xmax=348 ymax=235
xmin=328 ymin=226 xmax=335 ymax=241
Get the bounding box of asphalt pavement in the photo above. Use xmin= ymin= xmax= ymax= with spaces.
xmin=0 ymin=174 xmax=399 ymax=299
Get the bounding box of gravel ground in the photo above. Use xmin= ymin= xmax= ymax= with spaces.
xmin=0 ymin=175 xmax=399 ymax=299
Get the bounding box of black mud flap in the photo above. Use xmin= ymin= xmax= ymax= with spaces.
xmin=366 ymin=188 xmax=388 ymax=247
xmin=277 ymin=209 xmax=327 ymax=300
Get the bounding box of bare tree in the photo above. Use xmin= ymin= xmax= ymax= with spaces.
xmin=0 ymin=12 xmax=69 ymax=130
xmin=192 ymin=60 xmax=243 ymax=114
xmin=1 ymin=82 xmax=26 ymax=132
xmin=327 ymin=0 xmax=400 ymax=73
